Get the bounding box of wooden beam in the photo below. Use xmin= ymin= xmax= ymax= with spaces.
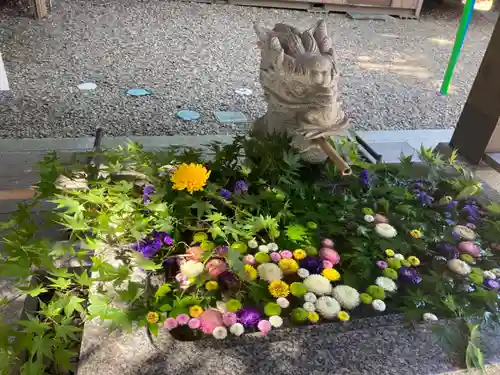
xmin=450 ymin=13 xmax=500 ymax=164
xmin=0 ymin=188 xmax=36 ymax=201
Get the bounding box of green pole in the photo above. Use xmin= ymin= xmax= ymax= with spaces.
xmin=440 ymin=0 xmax=476 ymax=95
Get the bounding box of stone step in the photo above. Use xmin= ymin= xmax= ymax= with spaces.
xmin=76 ymin=315 xmax=500 ymax=375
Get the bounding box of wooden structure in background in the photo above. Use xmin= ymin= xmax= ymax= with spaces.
xmin=450 ymin=13 xmax=500 ymax=166
xmin=191 ymin=0 xmax=424 ymax=19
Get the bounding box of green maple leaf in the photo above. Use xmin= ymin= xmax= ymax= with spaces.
xmin=18 ymin=316 xmax=51 ymax=335
xmin=47 ymin=277 xmax=72 ymax=290
xmin=52 ymin=196 xmax=83 ymax=214
xmin=190 ymin=201 xmax=216 ymax=219
xmin=74 ymin=271 xmax=93 ymax=287
xmin=20 ymin=284 xmax=48 ymax=297
xmin=154 ymin=284 xmax=172 ymax=301
xmin=64 ymin=295 xmax=85 ymax=317
xmin=54 ymin=322 xmax=81 ymax=342
xmin=87 ymin=294 xmax=111 ymax=318
xmin=53 ymin=347 xmax=76 ymax=371
xmin=59 ymin=212 xmax=88 ymax=232
xmin=209 ymin=225 xmax=225 ymax=239
xmin=206 ymin=212 xmax=227 ymax=223
xmin=39 ymin=300 xmax=62 ymax=318
xmin=285 ymin=224 xmax=307 ymax=241
xmin=130 ymin=252 xmax=162 ymax=271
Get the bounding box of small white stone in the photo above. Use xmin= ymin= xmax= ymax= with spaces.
xmin=423 ymin=313 xmax=438 ymax=322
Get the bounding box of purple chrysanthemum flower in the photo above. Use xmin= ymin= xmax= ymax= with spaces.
xmin=376 ymin=260 xmax=388 ymax=269
xmin=360 ymin=170 xmax=370 ymax=186
xmin=485 ymin=278 xmax=500 ymax=290
xmin=234 ymin=180 xmax=249 ymax=194
xmin=219 ymin=188 xmax=231 ymax=200
xmin=439 ymin=242 xmax=459 ymax=259
xmin=299 ymin=257 xmax=323 ymax=274
xmin=417 ymin=191 xmax=433 ymax=206
xmin=446 ymin=219 xmax=456 ymax=226
xmin=237 ymin=307 xmax=261 ymax=327
xmin=463 ymin=205 xmax=480 ymax=224
xmin=445 ymin=200 xmax=458 ymax=211
xmin=142 ymin=185 xmax=154 ymax=204
xmin=399 ymin=266 xmax=422 ymax=284
xmin=413 ymin=182 xmax=424 ymax=189
xmin=451 ymin=231 xmax=461 ymax=241
xmin=152 ymin=230 xmax=174 ymax=246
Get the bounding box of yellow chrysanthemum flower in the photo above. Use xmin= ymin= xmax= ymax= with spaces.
xmin=244 ymin=264 xmax=257 ymax=281
xmin=409 ymin=229 xmax=422 ymax=239
xmin=279 ymin=259 xmax=299 ymax=274
xmin=293 ymin=249 xmax=307 ymax=260
xmin=189 ymin=305 xmax=204 ymax=318
xmin=322 ymin=268 xmax=341 ymax=282
xmin=205 ymin=281 xmax=219 ymax=291
xmin=146 ymin=311 xmax=159 ymax=324
xmin=170 ymin=163 xmax=210 ymax=193
xmin=407 ymin=256 xmax=420 ymax=266
xmin=338 ymin=311 xmax=350 ymax=321
xmin=308 ymin=311 xmax=320 ymax=323
xmin=385 ymin=249 xmax=395 ymax=257
xmin=269 ymin=280 xmax=290 ymax=298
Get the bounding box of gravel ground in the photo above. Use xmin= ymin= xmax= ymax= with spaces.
xmin=0 ymin=0 xmax=495 ymax=138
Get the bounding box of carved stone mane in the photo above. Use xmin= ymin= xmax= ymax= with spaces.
xmin=252 ymin=20 xmax=350 ymax=164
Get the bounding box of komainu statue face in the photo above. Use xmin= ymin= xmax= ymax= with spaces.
xmin=252 ymin=20 xmax=350 ymax=164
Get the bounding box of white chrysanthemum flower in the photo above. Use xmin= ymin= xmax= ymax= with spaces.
xmin=276 ymin=297 xmax=290 ymax=309
xmin=258 ymin=245 xmax=270 ymax=253
xmin=180 ymin=260 xmax=204 ymax=278
xmin=229 ymin=323 xmax=245 ymax=336
xmin=269 ymin=315 xmax=283 ymax=328
xmin=394 ymin=253 xmax=404 ymax=260
xmin=492 ymin=268 xmax=500 ymax=278
xmin=303 ymin=302 xmax=316 ymax=312
xmin=364 ymin=214 xmax=374 ymax=223
xmin=372 ymin=299 xmax=386 ymax=312
xmin=315 ymin=296 xmax=341 ymax=319
xmin=423 ymin=313 xmax=438 ymax=322
xmin=216 ymin=301 xmax=228 ymax=313
xmin=213 ymin=326 xmax=228 ymax=339
xmin=375 ymin=276 xmax=398 ymax=292
xmin=448 ymin=259 xmax=471 ymax=276
xmin=247 ymin=239 xmax=258 ymax=249
xmin=267 ymin=242 xmax=279 ymax=252
xmin=484 ymin=270 xmax=496 ymax=280
xmin=257 ymin=263 xmax=283 ymax=281
xmin=303 ymin=275 xmax=332 ymax=295
xmin=304 ymin=292 xmax=317 ymax=303
xmin=332 ymin=285 xmax=360 ymax=310
xmin=375 ymin=223 xmax=397 ymax=238
xmin=453 ymin=225 xmax=477 ymax=241
xmin=297 ymin=268 xmax=310 ymax=278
